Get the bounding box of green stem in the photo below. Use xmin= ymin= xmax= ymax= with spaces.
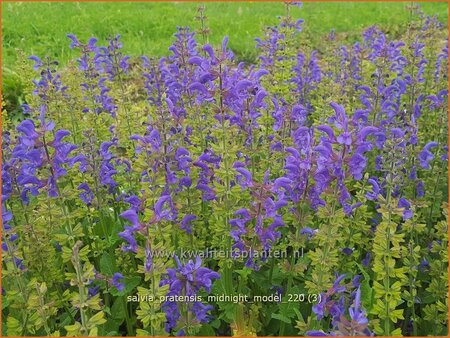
xmin=123 ymin=296 xmax=134 ymax=335
xmin=383 ymin=164 xmax=394 ymax=335
xmin=71 ymin=242 xmax=90 ymax=335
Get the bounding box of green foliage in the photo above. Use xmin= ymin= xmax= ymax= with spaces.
xmin=1 ymin=3 xmax=448 ymax=337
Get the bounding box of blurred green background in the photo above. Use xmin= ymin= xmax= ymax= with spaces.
xmin=2 ymin=1 xmax=448 ymax=66
xmin=1 ymin=1 xmax=448 ymax=116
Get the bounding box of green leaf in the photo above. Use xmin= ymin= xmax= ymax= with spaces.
xmin=136 ymin=329 xmax=150 ymax=336
xmin=218 ymin=302 xmax=238 ymax=322
xmin=271 ymin=313 xmax=292 ymax=324
xmin=88 ymin=311 xmax=107 ymax=328
xmin=2 ymin=296 xmax=10 ymax=310
xmin=6 ymin=316 xmax=21 ymax=336
xmin=198 ymin=324 xmax=216 ymax=336
xmin=278 ymin=299 xmax=296 ymax=324
xmin=100 ymin=252 xmax=117 ymax=276
xmin=111 ymin=297 xmax=125 ymax=324
xmin=64 ymin=322 xmax=81 ymax=336
xmin=210 ymin=318 xmax=221 ymax=329
xmin=88 ymin=327 xmax=98 ymax=336
xmin=356 ymin=262 xmax=373 ymax=312
xmin=101 ymin=318 xmax=120 ymax=336
xmin=292 ymin=306 xmax=303 ymax=321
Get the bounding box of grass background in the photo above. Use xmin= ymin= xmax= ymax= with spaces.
xmin=1 ymin=1 xmax=448 ymax=114
xmin=2 ymin=1 xmax=448 ymax=67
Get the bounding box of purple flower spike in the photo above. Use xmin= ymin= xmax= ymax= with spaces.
xmin=28 ymin=56 xmax=43 ymax=70
xmin=112 ymin=272 xmax=125 ymax=292
xmin=398 ymin=198 xmax=413 ymax=220
xmin=160 ymin=256 xmax=219 ymax=334
xmin=300 ymin=227 xmax=317 ymax=240
xmin=349 ymin=288 xmax=368 ymax=325
xmin=419 ymin=142 xmax=438 ymax=169
xmin=235 ymin=167 xmax=253 ymax=189
xmin=119 ymin=205 xmax=142 ymax=253
xmin=305 ymin=331 xmax=330 ymax=336
xmin=16 ymin=120 xmax=39 ymax=146
xmin=120 ymin=209 xmax=140 ymax=228
xmin=180 ymin=214 xmax=197 ymax=234
xmin=67 ymin=34 xmax=80 ymax=49
xmin=77 ymin=183 xmax=94 ymax=205
xmin=366 ymin=178 xmax=380 ymax=201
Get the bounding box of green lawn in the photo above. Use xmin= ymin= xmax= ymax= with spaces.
xmin=2 ymin=1 xmax=448 ymax=68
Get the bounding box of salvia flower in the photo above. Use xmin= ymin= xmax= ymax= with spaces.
xmin=159 ymin=256 xmax=220 ymax=334
xmin=13 ymin=118 xmax=76 ymax=202
xmin=418 ymin=142 xmax=438 ymax=169
xmin=111 ymin=272 xmax=125 ymax=292
xmin=119 ymin=205 xmax=141 ymax=253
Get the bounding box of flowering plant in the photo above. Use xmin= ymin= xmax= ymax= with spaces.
xmin=2 ymin=3 xmax=448 ymax=336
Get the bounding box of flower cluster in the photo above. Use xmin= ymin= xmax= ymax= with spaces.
xmin=2 ymin=3 xmax=448 ymax=337
xmin=159 ymin=256 xmax=220 ymax=335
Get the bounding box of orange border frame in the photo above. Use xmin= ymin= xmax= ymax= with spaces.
xmin=0 ymin=1 xmax=448 ymax=338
